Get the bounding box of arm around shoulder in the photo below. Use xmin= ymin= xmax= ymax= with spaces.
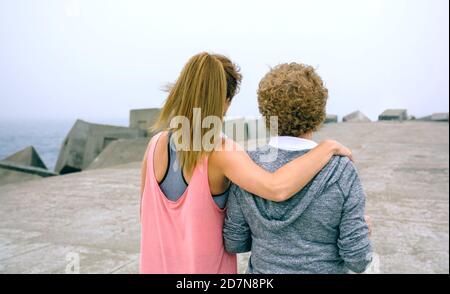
xmin=213 ymin=139 xmax=351 ymax=202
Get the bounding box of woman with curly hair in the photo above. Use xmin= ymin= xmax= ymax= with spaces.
xmin=223 ymin=63 xmax=372 ymax=274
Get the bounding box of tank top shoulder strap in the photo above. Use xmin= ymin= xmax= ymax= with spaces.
xmin=146 ymin=132 xmax=164 ymax=179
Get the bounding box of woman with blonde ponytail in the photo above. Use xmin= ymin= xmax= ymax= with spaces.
xmin=139 ymin=52 xmax=352 ymax=274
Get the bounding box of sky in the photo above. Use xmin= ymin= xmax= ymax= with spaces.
xmin=0 ymin=0 xmax=448 ymax=123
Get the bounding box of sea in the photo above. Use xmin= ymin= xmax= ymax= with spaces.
xmin=0 ymin=118 xmax=128 ymax=171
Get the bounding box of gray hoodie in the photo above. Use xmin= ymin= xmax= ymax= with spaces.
xmin=223 ymin=140 xmax=372 ymax=274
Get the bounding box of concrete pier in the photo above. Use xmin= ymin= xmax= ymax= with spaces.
xmin=0 ymin=121 xmax=448 ymax=273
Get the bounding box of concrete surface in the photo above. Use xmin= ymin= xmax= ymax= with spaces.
xmin=55 ymin=119 xmax=146 ymax=174
xmin=343 ymin=111 xmax=371 ymax=123
xmin=0 ymin=121 xmax=448 ymax=274
xmin=378 ymin=109 xmax=408 ymax=121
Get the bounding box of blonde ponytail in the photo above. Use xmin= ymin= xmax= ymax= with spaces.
xmin=152 ymin=52 xmax=227 ymax=173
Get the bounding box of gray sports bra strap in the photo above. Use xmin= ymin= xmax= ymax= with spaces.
xmin=159 ymin=132 xmax=187 ymax=201
xmin=158 ymin=132 xmax=229 ymax=208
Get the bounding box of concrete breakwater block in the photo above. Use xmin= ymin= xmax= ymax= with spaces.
xmin=87 ymin=137 xmax=151 ymax=170
xmin=325 ymin=114 xmax=338 ymax=124
xmin=0 ymin=162 xmax=56 ymax=177
xmin=378 ymin=109 xmax=408 ymax=121
xmin=419 ymin=112 xmax=449 ymax=122
xmin=431 ymin=113 xmax=449 ymax=122
xmin=129 ymin=108 xmax=161 ymax=135
xmin=0 ymin=167 xmax=43 ymax=186
xmin=55 ymin=119 xmax=146 ymax=174
xmin=1 ymin=146 xmax=47 ymax=169
xmin=223 ymin=118 xmax=248 ymax=142
xmin=0 ymin=146 xmax=54 ymax=186
xmin=343 ymin=111 xmax=371 ymax=123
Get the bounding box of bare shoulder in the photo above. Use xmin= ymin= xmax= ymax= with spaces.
xmin=153 ymin=131 xmax=169 ymax=154
xmin=142 ymin=132 xmax=166 ymax=161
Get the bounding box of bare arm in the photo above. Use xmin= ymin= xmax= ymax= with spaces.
xmin=211 ymin=139 xmax=352 ymax=202
xmin=140 ymin=147 xmax=149 ymax=198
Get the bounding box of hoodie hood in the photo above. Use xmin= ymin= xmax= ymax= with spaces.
xmin=243 ymin=146 xmax=350 ymax=230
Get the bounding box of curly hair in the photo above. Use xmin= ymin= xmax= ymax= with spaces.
xmin=257 ymin=63 xmax=328 ymax=137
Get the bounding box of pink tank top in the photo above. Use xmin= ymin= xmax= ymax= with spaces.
xmin=139 ymin=132 xmax=237 ymax=274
